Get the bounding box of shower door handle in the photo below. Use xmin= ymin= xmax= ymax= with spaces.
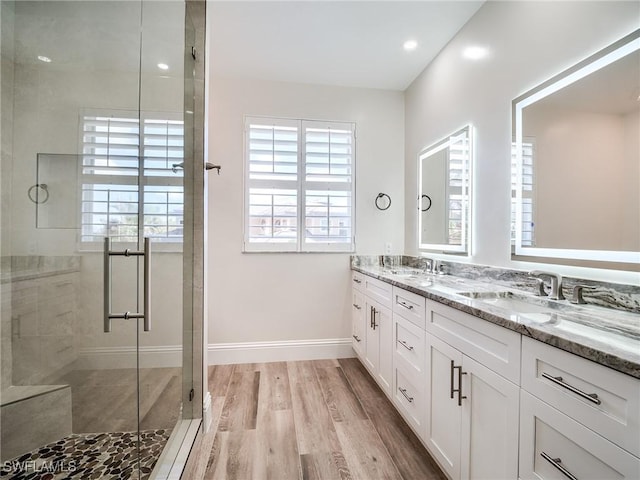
xmin=104 ymin=237 xmax=151 ymax=333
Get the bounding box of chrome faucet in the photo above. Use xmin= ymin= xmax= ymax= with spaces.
xmin=423 ymin=257 xmax=434 ymax=274
xmin=529 ymin=270 xmax=565 ymax=300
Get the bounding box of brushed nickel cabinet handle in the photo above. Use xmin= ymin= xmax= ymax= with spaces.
xmin=398 ymin=339 xmax=414 ymax=351
xmin=352 ymin=334 xmax=361 ymax=342
xmin=457 ymin=365 xmax=467 ymax=406
xmin=541 ymin=373 xmax=601 ymax=405
xmin=353 ymin=278 xmax=362 ymax=284
xmin=450 ymin=362 xmax=467 ymax=406
xmin=353 ymin=303 xmax=361 ymax=310
xmin=397 ymin=300 xmax=414 ymax=310
xmin=450 ymin=360 xmax=455 ymax=399
xmin=399 ymin=387 xmax=414 ymax=403
xmin=541 ymin=452 xmax=578 ymax=480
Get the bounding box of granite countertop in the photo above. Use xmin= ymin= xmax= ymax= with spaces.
xmin=353 ymin=265 xmax=640 ymax=379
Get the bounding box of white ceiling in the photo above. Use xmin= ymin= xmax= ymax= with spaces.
xmin=210 ymin=1 xmax=485 ymax=91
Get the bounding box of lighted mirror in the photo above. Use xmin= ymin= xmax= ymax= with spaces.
xmin=418 ymin=125 xmax=473 ymax=254
xmin=512 ymin=29 xmax=640 ymax=270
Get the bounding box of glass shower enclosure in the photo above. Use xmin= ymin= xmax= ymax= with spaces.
xmin=0 ymin=1 xmax=205 ymax=478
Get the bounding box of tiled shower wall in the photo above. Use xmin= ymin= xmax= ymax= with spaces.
xmin=1 ymin=256 xmax=80 ymax=387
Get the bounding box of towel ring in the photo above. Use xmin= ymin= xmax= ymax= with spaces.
xmin=28 ymin=183 xmax=49 ymax=204
xmin=375 ymin=193 xmax=391 ymax=211
xmin=419 ymin=194 xmax=432 ymax=212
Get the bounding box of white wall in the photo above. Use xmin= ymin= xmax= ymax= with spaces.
xmin=404 ymin=1 xmax=639 ymax=284
xmin=207 ymin=76 xmax=404 ymax=345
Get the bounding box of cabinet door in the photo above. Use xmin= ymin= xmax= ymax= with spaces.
xmin=425 ymin=334 xmax=463 ymax=480
xmin=351 ymin=289 xmax=366 ymax=358
xmin=364 ymin=298 xmax=379 ymax=376
xmin=376 ymin=302 xmax=392 ymax=396
xmin=460 ymin=355 xmax=519 ymax=480
xmin=364 ymin=298 xmax=392 ymax=397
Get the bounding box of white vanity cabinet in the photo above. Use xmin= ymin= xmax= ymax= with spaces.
xmin=351 ymin=272 xmax=393 ymax=397
xmin=392 ymin=286 xmax=427 ymax=435
xmin=425 ymin=298 xmax=521 ymax=480
xmin=350 ymin=269 xmax=640 ymax=480
xmin=519 ymin=337 xmax=640 ymax=479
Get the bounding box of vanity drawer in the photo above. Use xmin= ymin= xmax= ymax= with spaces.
xmin=522 ymin=336 xmax=640 ymax=457
xmin=392 ymin=286 xmax=426 ymax=329
xmin=519 ymin=390 xmax=640 ymax=480
xmin=393 ymin=313 xmax=425 ymax=376
xmin=425 ymin=298 xmax=521 ymax=384
xmin=352 ymin=271 xmax=364 ymax=292
xmin=393 ymin=363 xmax=424 ymax=437
xmin=363 ymin=275 xmax=392 ymax=308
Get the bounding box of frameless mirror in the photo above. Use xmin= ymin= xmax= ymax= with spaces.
xmin=512 ymin=29 xmax=640 ymax=270
xmin=418 ymin=125 xmax=472 ymax=254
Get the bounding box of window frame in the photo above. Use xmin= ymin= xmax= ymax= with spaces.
xmin=243 ymin=115 xmax=356 ymax=253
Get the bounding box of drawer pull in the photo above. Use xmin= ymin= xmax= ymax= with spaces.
xmin=353 ymin=303 xmax=361 ymax=310
xmin=352 ymin=334 xmax=361 ymax=343
xmin=353 ymin=278 xmax=362 ymax=284
xmin=541 ymin=373 xmax=601 ymax=405
xmin=397 ymin=300 xmax=414 ymax=311
xmin=399 ymin=387 xmax=414 ymax=403
xmin=540 ymin=452 xmax=578 ymax=480
xmin=398 ymin=339 xmax=414 ymax=351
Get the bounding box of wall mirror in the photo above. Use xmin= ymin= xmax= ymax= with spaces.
xmin=512 ymin=29 xmax=640 ymax=270
xmin=418 ymin=125 xmax=473 ymax=255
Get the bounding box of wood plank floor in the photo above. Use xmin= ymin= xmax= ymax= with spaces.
xmin=204 ymin=358 xmax=446 ymax=480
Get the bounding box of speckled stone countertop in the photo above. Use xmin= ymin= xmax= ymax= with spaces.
xmin=352 ymin=264 xmax=640 ymax=379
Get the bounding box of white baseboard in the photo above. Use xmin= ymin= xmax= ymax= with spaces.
xmin=77 ymin=345 xmax=183 ymax=369
xmin=77 ymin=338 xmax=356 ymax=370
xmin=207 ymin=338 xmax=355 ymax=365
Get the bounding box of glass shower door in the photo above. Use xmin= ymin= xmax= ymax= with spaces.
xmin=0 ymin=1 xmax=202 ymax=478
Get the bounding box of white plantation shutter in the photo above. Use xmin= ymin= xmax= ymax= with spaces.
xmin=447 ymin=133 xmax=468 ymax=246
xmin=511 ymin=140 xmax=535 ymax=246
xmin=302 ymin=121 xmax=354 ymax=251
xmin=81 ymin=111 xmax=184 ymax=244
xmin=143 ymin=119 xmax=185 ymax=177
xmin=244 ymin=117 xmax=355 ymax=252
xmin=245 ymin=118 xmax=299 ymax=251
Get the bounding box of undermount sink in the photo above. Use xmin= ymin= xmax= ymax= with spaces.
xmin=457 ymin=291 xmax=560 ymax=323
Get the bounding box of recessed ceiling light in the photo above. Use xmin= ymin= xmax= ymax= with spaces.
xmin=463 ymin=46 xmax=489 ymax=60
xmin=157 ymin=63 xmax=169 ymax=70
xmin=403 ymin=40 xmax=418 ymax=52
xmin=37 ymin=55 xmax=52 ymax=63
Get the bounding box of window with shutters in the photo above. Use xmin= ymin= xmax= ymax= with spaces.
xmin=244 ymin=116 xmax=355 ymax=252
xmin=511 ymin=139 xmax=535 ymax=247
xmin=80 ymin=111 xmax=184 ymax=246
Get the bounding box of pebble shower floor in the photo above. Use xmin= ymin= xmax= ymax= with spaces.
xmin=1 ymin=430 xmax=169 ymax=480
